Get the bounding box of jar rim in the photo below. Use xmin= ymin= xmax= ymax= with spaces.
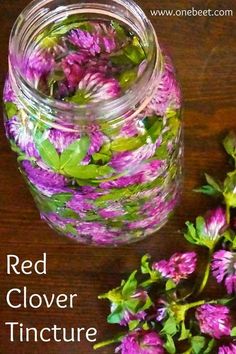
xmin=9 ymin=0 xmax=162 ymax=121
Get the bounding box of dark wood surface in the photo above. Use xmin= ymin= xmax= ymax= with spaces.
xmin=0 ymin=1 xmax=235 ymax=353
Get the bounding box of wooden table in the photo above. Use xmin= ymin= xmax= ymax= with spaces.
xmin=0 ymin=1 xmax=235 ymax=353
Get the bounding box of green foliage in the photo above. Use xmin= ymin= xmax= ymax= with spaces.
xmin=161 ymin=316 xmax=178 ymax=336
xmin=231 ymin=327 xmax=236 ymax=336
xmin=111 ymin=136 xmax=145 ymax=151
xmin=191 ymin=336 xmax=207 ymax=354
xmin=164 ymin=334 xmax=176 ymax=353
xmin=119 ymin=68 xmax=137 ymax=89
xmin=37 ymin=139 xmax=60 ymax=170
xmin=60 ymin=137 xmax=90 ymax=170
xmin=38 ymin=15 xmax=92 ymax=47
xmin=4 ymin=102 xmax=18 ymax=119
xmin=64 ymin=164 xmax=114 ymax=179
xmin=223 ymin=131 xmax=236 ymax=160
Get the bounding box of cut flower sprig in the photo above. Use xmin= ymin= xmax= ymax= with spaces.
xmin=94 ymin=132 xmax=236 ymax=354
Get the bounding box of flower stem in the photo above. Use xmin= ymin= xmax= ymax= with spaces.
xmin=185 ymin=300 xmax=206 ymax=311
xmin=93 ymin=338 xmax=121 ymax=350
xmin=182 ymin=349 xmax=192 ymax=354
xmin=196 ymin=249 xmax=213 ymax=296
xmin=226 ymin=202 xmax=231 ymax=224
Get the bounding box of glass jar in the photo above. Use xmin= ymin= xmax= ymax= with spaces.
xmin=3 ymin=0 xmax=182 ymax=246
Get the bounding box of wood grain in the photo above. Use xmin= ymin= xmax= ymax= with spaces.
xmin=0 ymin=1 xmax=236 ymax=353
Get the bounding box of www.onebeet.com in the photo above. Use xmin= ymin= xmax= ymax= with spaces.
xmin=150 ymin=7 xmax=234 ymax=17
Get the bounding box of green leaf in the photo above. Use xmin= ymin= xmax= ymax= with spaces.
xmin=125 ymin=298 xmax=140 ymax=312
xmin=194 ymin=185 xmax=221 ymax=196
xmin=141 ymin=254 xmax=152 ymax=274
xmin=92 ymin=152 xmax=111 ymax=165
xmin=4 ymin=102 xmax=18 ymax=119
xmin=217 ymin=297 xmax=234 ymax=305
xmin=119 ymin=69 xmax=137 ymax=89
xmin=111 ymin=20 xmax=127 ymax=41
xmin=65 ymin=224 xmax=78 ymax=236
xmin=162 ymin=316 xmax=178 ymax=336
xmin=223 ymin=131 xmax=236 ymax=158
xmin=110 ymin=53 xmax=133 ymax=66
xmin=205 ymin=173 xmax=222 ymax=192
xmin=184 ymin=222 xmax=198 ymax=245
xmin=231 ymin=327 xmax=236 ymax=336
xmin=168 ymin=115 xmax=180 ymax=137
xmin=178 ymin=322 xmax=190 ymax=341
xmin=53 ymin=193 xmax=72 ymax=204
xmin=67 ymin=89 xmax=91 ymax=105
xmin=124 ymin=36 xmax=146 ymax=65
xmin=191 ymin=336 xmax=206 ymax=354
xmin=233 ymin=236 xmax=236 ymax=249
xmin=166 ymin=279 xmax=176 ymax=291
xmin=60 ymin=208 xmax=79 ymax=219
xmin=122 ymin=271 xmax=138 ymax=297
xmin=203 ymin=339 xmax=216 ymax=354
xmin=224 ymin=172 xmax=236 ymax=207
xmin=107 ymin=305 xmax=124 ymax=324
xmin=146 ymin=119 xmax=163 ymax=143
xmin=155 ymin=145 xmax=169 ymax=159
xmin=111 ymin=136 xmax=145 ymax=151
xmin=164 ymin=334 xmax=176 ymax=354
xmin=60 ymin=136 xmax=90 ymax=170
xmin=128 ymin=320 xmax=140 ymax=331
xmin=195 ymin=216 xmax=205 ymax=235
xmin=64 ymin=164 xmax=114 ymax=179
xmin=37 ymin=139 xmax=60 ymax=170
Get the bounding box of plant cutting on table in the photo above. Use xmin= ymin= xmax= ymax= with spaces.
xmin=95 ymin=132 xmax=236 ymax=354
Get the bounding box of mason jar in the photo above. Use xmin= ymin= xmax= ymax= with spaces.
xmin=3 ymin=0 xmax=182 ymax=246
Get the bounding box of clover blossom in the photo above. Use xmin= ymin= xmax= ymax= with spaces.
xmin=115 ymin=330 xmax=164 ymax=354
xmin=218 ymin=343 xmax=236 ymax=354
xmin=152 ymin=252 xmax=197 ymax=284
xmin=195 ymin=304 xmax=231 ymax=339
xmin=185 ymin=207 xmax=227 ymax=249
xmin=212 ymin=250 xmax=236 ymax=294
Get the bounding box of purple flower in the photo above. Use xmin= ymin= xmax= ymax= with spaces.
xmin=68 ymin=29 xmax=101 ymax=56
xmin=24 ymin=51 xmax=55 ymax=85
xmin=22 ymin=160 xmax=68 ymax=196
xmin=115 ymin=330 xmax=164 ymax=354
xmin=195 ymin=304 xmax=231 ymax=339
xmin=152 ymin=252 xmax=197 ymax=284
xmin=142 ymin=194 xmax=178 ymax=218
xmin=128 ymin=216 xmax=159 ymax=231
xmin=119 ymin=310 xmax=146 ymax=326
xmin=5 ymin=116 xmax=39 ymax=158
xmin=110 ymin=143 xmax=159 ymax=173
xmin=102 ymin=35 xmax=116 ymax=53
xmin=204 ymin=207 xmax=227 ymax=240
xmin=76 ymin=71 xmax=120 ymax=103
xmin=212 ymin=250 xmax=236 ymax=294
xmin=3 ymin=78 xmax=16 ymax=102
xmin=148 ymin=56 xmax=181 ymax=116
xmin=99 ymin=204 xmax=124 ymax=219
xmin=87 ymin=128 xmax=105 ymax=156
xmin=41 ymin=212 xmax=75 ymax=230
xmin=121 ymin=119 xmax=140 ymax=137
xmin=76 ymin=222 xmax=118 ymax=244
xmin=218 ymin=344 xmax=236 ymax=354
xmin=101 ymin=160 xmax=164 ymax=189
xmin=47 ymin=129 xmax=80 ymax=153
xmin=156 ymin=300 xmax=168 ymax=322
xmin=91 ymin=22 xmax=117 ymax=53
xmin=66 ymin=193 xmax=94 ymax=217
xmin=61 ymin=52 xmax=87 ymax=89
